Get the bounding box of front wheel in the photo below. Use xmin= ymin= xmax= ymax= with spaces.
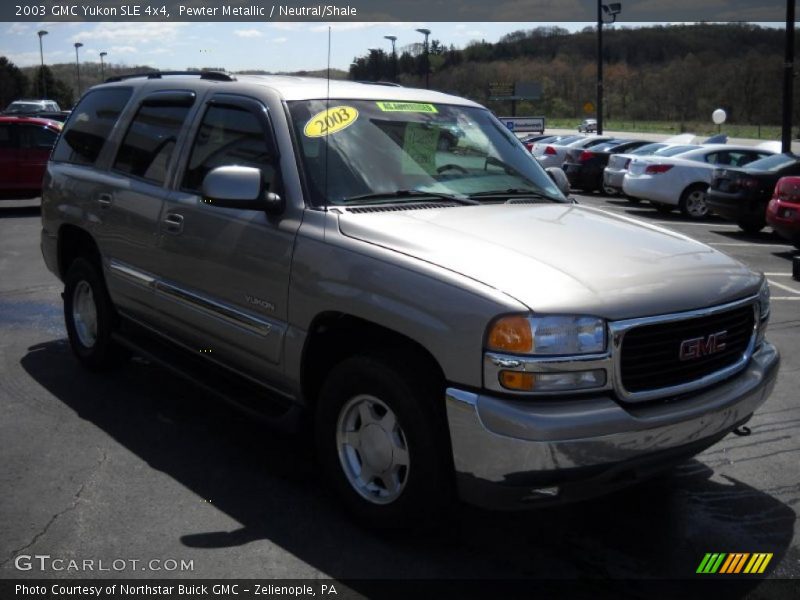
xmin=653 ymin=202 xmax=674 ymax=214
xmin=315 ymin=355 xmax=452 ymax=529
xmin=679 ymin=184 xmax=710 ymax=219
xmin=63 ymin=258 xmax=128 ymax=370
xmin=737 ymin=215 xmax=766 ymax=234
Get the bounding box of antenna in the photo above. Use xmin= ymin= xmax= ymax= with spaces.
xmin=324 ymin=26 xmax=331 ymax=211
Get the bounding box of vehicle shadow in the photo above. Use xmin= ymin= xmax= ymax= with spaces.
xmin=0 ymin=205 xmax=41 ymax=219
xmin=20 ymin=340 xmax=796 ymax=593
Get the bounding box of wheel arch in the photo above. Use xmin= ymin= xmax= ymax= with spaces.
xmin=300 ymin=311 xmax=446 ymax=410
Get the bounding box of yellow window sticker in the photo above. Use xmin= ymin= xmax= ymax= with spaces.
xmin=376 ymin=101 xmax=438 ymax=113
xmin=304 ymin=106 xmax=359 ymax=137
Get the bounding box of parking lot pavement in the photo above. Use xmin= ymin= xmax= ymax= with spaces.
xmin=1 ymin=198 xmax=798 ymax=589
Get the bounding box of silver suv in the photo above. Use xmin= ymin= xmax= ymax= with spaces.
xmin=41 ymin=72 xmax=779 ymax=527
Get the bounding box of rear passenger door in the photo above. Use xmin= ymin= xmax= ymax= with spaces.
xmin=17 ymin=123 xmax=59 ymax=192
xmin=98 ymin=90 xmax=197 ymax=324
xmin=154 ymin=94 xmax=297 ymax=386
xmin=0 ymin=122 xmax=18 ymax=195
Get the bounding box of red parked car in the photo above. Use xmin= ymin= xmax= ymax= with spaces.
xmin=766 ymin=176 xmax=800 ymax=249
xmin=0 ymin=115 xmax=62 ymax=200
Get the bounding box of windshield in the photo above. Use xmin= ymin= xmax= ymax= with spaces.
xmin=5 ymin=102 xmax=42 ymax=113
xmin=288 ymin=99 xmax=565 ymax=206
xmin=742 ymin=153 xmax=799 ymax=172
xmin=632 ymin=143 xmax=667 ymax=155
xmin=656 ymin=145 xmax=699 ymax=157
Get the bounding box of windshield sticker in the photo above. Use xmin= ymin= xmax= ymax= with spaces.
xmin=402 ymin=123 xmax=440 ymax=175
xmin=376 ymin=101 xmax=438 ymax=114
xmin=304 ymin=106 xmax=359 ymax=138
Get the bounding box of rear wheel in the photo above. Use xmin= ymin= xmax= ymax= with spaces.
xmin=603 ymin=185 xmax=620 ymax=197
xmin=63 ymin=258 xmax=128 ymax=370
xmin=315 ymin=354 xmax=452 ymax=529
xmin=737 ymin=216 xmax=766 ymax=234
xmin=679 ymin=184 xmax=709 ymax=219
xmin=625 ymin=196 xmax=642 ymax=204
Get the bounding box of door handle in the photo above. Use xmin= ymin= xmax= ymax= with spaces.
xmin=163 ymin=213 xmax=184 ymax=234
xmin=97 ymin=193 xmax=113 ymax=208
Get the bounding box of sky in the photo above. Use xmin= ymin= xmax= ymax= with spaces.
xmin=1 ymin=20 xmax=781 ymax=74
xmin=2 ymin=21 xmax=786 ymax=74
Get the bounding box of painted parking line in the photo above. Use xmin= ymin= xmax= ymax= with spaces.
xmin=708 ymin=242 xmax=794 ymax=248
xmin=768 ymin=279 xmax=800 ymax=295
xmin=653 ymin=221 xmax=740 ymax=228
xmin=772 ymin=297 xmax=800 ymax=301
xmin=764 ymin=272 xmax=794 ymax=276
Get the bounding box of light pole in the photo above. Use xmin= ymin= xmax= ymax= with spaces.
xmin=384 ymin=35 xmax=397 ymax=82
xmin=37 ymin=30 xmax=48 ymax=99
xmin=415 ymin=28 xmax=431 ymax=89
xmin=596 ymin=2 xmax=621 ymax=135
xmin=100 ymin=51 xmax=107 ymax=81
xmin=781 ymin=0 xmax=795 ymax=152
xmin=74 ymin=42 xmax=84 ymax=97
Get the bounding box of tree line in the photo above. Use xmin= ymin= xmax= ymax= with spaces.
xmin=349 ymin=23 xmax=799 ymax=127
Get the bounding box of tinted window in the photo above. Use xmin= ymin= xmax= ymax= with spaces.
xmin=19 ymin=125 xmax=58 ymax=149
xmin=743 ymin=153 xmax=799 ymax=172
xmin=114 ymin=103 xmax=192 ymax=184
xmin=0 ymin=124 xmax=13 ymax=148
xmin=52 ymin=88 xmax=132 ymax=165
xmin=182 ymin=104 xmax=277 ymax=193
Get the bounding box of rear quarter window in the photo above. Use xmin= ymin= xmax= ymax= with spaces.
xmin=52 ymin=88 xmax=132 ymax=166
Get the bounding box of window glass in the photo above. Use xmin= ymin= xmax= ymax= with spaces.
xmin=52 ymin=88 xmax=132 ymax=165
xmin=0 ymin=124 xmax=13 ymax=148
xmin=743 ymin=154 xmax=799 ymax=172
xmin=182 ymin=104 xmax=277 ymax=193
xmin=19 ymin=125 xmax=58 ymax=149
xmin=114 ymin=103 xmax=192 ymax=184
xmin=288 ymin=99 xmax=564 ymax=206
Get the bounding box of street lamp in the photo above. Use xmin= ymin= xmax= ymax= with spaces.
xmin=100 ymin=51 xmax=108 ymax=81
xmin=596 ymin=2 xmax=622 ymax=135
xmin=37 ymin=30 xmax=48 ymax=99
xmin=384 ymin=35 xmax=397 ymax=82
xmin=415 ymin=28 xmax=431 ymax=89
xmin=74 ymin=42 xmax=84 ymax=97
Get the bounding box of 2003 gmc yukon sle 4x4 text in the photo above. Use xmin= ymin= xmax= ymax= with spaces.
xmin=41 ymin=72 xmax=779 ymax=527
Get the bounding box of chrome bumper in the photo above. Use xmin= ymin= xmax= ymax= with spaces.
xmin=446 ymin=341 xmax=779 ymax=509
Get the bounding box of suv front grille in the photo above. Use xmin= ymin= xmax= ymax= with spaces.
xmin=620 ymin=304 xmax=755 ymax=394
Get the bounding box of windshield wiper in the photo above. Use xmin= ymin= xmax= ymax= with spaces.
xmin=467 ymin=188 xmax=557 ymax=202
xmin=341 ymin=189 xmax=478 ymax=205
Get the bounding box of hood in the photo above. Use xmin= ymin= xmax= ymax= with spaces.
xmin=337 ymin=203 xmax=760 ymax=320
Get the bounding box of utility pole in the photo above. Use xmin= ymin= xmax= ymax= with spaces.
xmin=384 ymin=35 xmax=397 ymax=82
xmin=416 ymin=28 xmax=431 ymax=89
xmin=37 ymin=30 xmax=48 ymax=99
xmin=782 ymin=0 xmax=796 ymax=152
xmin=596 ymin=3 xmax=621 ymax=135
xmin=74 ymin=42 xmax=83 ymax=97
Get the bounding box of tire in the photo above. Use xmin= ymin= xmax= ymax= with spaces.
xmin=625 ymin=196 xmax=642 ymax=204
xmin=315 ymin=354 xmax=453 ymax=529
xmin=679 ymin=184 xmax=709 ymax=219
xmin=63 ymin=257 xmax=128 ymax=371
xmin=737 ymin=216 xmax=766 ymax=234
xmin=603 ymin=185 xmax=620 ymax=197
xmin=653 ymin=202 xmax=674 ymax=214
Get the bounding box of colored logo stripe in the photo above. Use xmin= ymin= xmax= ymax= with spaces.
xmin=697 ymin=553 xmax=773 ymax=574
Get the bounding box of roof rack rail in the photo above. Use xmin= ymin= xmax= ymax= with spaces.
xmin=105 ymin=70 xmax=236 ymax=83
xmin=355 ymin=80 xmax=403 ymax=87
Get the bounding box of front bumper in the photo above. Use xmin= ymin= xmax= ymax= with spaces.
xmin=706 ymin=190 xmax=761 ymax=221
xmin=446 ymin=341 xmax=779 ymax=509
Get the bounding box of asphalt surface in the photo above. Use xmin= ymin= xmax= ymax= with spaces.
xmin=0 ymin=195 xmax=798 ymax=593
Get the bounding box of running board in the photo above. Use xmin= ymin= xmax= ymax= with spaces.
xmin=112 ymin=322 xmax=302 ymax=432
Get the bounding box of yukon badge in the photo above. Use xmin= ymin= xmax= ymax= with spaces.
xmin=679 ymin=331 xmax=727 ymax=361
xmin=245 ymin=295 xmax=275 ymax=312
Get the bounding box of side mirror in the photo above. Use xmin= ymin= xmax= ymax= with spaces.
xmin=201 ymin=166 xmax=284 ymax=214
xmin=546 ymin=167 xmax=571 ymax=197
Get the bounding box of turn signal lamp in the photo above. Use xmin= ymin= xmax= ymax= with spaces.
xmin=487 ymin=316 xmax=533 ymax=353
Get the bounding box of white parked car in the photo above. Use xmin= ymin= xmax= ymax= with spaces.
xmin=622 ymin=144 xmax=776 ymax=218
xmin=534 ymin=135 xmax=613 ymax=168
xmin=604 ymin=143 xmax=699 ymax=198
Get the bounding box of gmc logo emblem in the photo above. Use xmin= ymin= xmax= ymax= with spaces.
xmin=679 ymin=330 xmax=728 ymax=361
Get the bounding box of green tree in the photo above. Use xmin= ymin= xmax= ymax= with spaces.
xmin=29 ymin=65 xmax=74 ymax=108
xmin=0 ymin=56 xmax=28 ymax=108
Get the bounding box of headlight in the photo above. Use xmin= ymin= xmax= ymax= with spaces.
xmin=756 ymin=279 xmax=770 ymax=347
xmin=758 ymin=279 xmax=770 ymax=322
xmin=487 ymin=315 xmax=606 ymax=355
